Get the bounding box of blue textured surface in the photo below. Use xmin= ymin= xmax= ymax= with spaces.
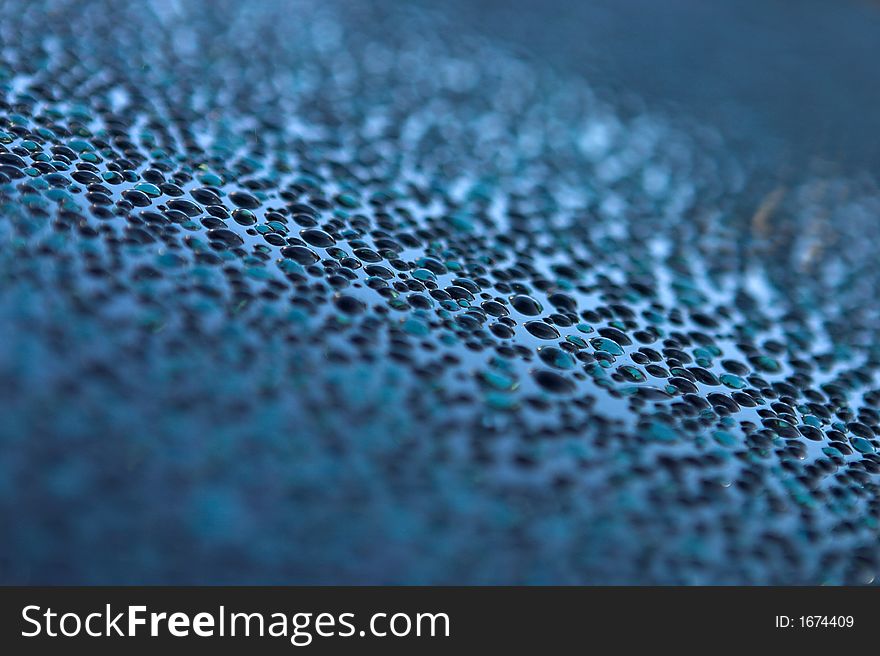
xmin=1 ymin=0 xmax=880 ymax=584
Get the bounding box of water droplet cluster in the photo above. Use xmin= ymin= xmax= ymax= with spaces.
xmin=1 ymin=0 xmax=879 ymax=584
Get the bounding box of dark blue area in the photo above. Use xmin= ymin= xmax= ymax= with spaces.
xmin=1 ymin=0 xmax=879 ymax=584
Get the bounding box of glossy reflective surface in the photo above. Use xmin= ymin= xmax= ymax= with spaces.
xmin=1 ymin=0 xmax=879 ymax=584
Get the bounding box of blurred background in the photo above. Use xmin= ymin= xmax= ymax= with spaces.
xmin=424 ymin=0 xmax=880 ymax=176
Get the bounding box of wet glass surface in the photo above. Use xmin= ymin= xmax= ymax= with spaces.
xmin=1 ymin=0 xmax=879 ymax=584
